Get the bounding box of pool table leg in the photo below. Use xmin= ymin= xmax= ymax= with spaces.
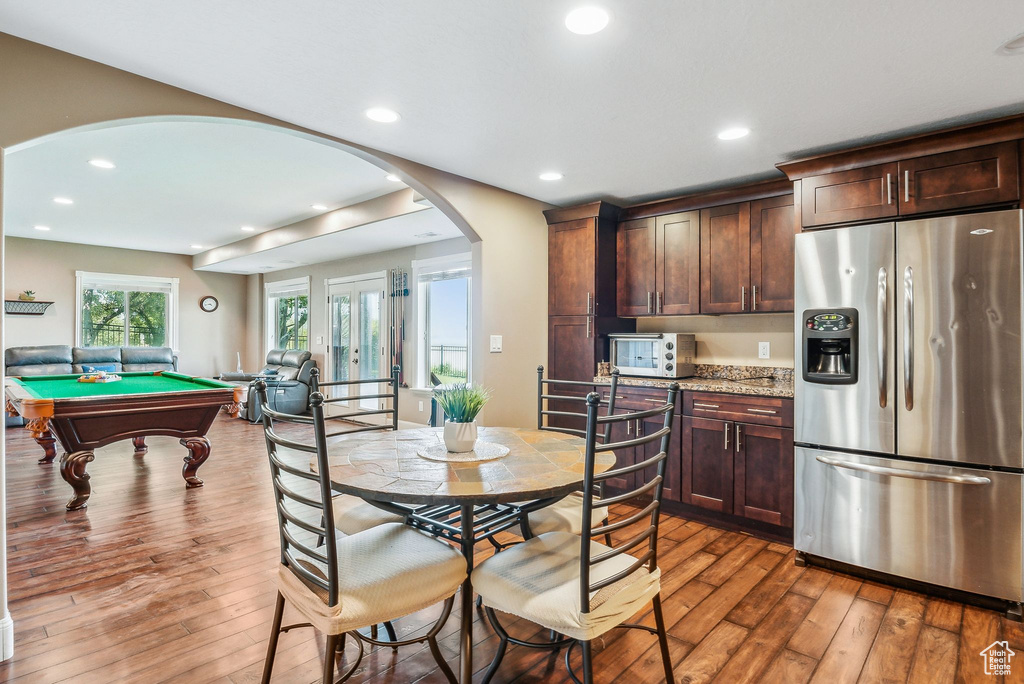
xmin=132 ymin=437 xmax=148 ymax=455
xmin=26 ymin=419 xmax=58 ymax=464
xmin=180 ymin=437 xmax=211 ymax=488
xmin=60 ymin=450 xmax=94 ymax=510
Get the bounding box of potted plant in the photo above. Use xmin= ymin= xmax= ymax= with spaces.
xmin=434 ymin=383 xmax=490 ymax=452
xmin=18 ymin=290 xmax=35 ymax=301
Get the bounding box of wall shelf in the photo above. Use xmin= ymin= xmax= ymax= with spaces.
xmin=4 ymin=300 xmax=54 ymax=316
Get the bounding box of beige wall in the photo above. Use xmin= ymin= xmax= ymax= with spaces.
xmin=637 ymin=314 xmax=795 ymax=368
xmin=265 ymin=237 xmax=471 ymax=425
xmin=4 ymin=237 xmax=249 ymax=377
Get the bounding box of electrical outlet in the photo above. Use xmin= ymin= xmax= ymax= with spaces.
xmin=490 ymin=335 xmax=503 ymax=353
xmin=758 ymin=341 xmax=771 ymax=359
xmin=418 ymin=400 xmax=424 ymax=412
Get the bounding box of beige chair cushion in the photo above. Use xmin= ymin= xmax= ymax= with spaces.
xmin=332 ymin=495 xmax=403 ymax=535
xmin=471 ymin=531 xmax=660 ymax=641
xmin=276 ymin=522 xmax=466 ymax=635
xmin=522 ymin=492 xmax=606 ymax=536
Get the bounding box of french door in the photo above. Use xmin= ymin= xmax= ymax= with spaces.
xmin=326 ymin=277 xmax=387 ymax=417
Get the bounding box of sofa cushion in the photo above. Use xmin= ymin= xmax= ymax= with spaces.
xmin=121 ymin=347 xmax=175 ymax=371
xmin=8 ymin=362 xmax=74 ymax=376
xmin=266 ymin=349 xmax=286 ymax=366
xmin=5 ymin=345 xmax=72 ymax=369
xmin=281 ymin=349 xmax=312 ymax=368
xmin=73 ymin=347 xmax=123 ymax=374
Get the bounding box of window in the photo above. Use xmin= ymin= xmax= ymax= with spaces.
xmin=76 ymin=272 xmax=179 ymax=349
xmin=414 ymin=255 xmax=471 ymax=387
xmin=266 ymin=277 xmax=310 ymax=352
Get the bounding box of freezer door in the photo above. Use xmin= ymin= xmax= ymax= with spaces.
xmin=794 ymin=223 xmax=895 ymax=453
xmin=795 ymin=447 xmax=1023 ymax=602
xmin=896 ymin=209 xmax=1023 ymax=469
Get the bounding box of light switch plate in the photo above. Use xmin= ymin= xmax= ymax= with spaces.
xmin=490 ymin=335 xmax=503 ymax=353
xmin=418 ymin=401 xmax=424 ymax=412
xmin=316 ymin=335 xmax=324 ymax=345
xmin=758 ymin=341 xmax=771 ymax=359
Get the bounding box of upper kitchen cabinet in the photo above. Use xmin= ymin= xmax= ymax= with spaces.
xmin=749 ymin=194 xmax=795 ymax=312
xmin=616 ymin=211 xmax=700 ymax=316
xmin=799 ymin=163 xmax=899 ymax=228
xmin=700 ymin=202 xmax=751 ymax=313
xmin=656 ymin=211 xmax=701 ymax=315
xmin=545 ymin=201 xmax=620 ymax=318
xmin=898 ymin=142 xmax=1019 ymax=215
xmin=616 ymin=217 xmax=656 ymax=316
xmin=780 ymin=116 xmax=1024 ymax=230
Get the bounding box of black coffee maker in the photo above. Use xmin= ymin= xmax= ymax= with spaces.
xmin=801 ymin=308 xmax=858 ymax=385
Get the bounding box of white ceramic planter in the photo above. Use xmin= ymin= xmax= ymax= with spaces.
xmin=443 ymin=421 xmax=478 ymax=453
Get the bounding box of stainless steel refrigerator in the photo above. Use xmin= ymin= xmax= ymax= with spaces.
xmin=794 ymin=208 xmax=1024 ymax=606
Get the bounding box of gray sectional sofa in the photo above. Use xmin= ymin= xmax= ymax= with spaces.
xmin=220 ymin=349 xmax=316 ymax=422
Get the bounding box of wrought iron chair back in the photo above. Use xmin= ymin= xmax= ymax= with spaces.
xmin=308 ymin=365 xmax=400 ymax=436
xmin=256 ymin=381 xmax=342 ymax=607
xmin=578 ymin=384 xmax=678 ymax=614
xmin=536 ymin=365 xmax=619 ymax=443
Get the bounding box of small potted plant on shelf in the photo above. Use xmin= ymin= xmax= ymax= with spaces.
xmin=18 ymin=290 xmax=35 ymax=301
xmin=434 ymin=383 xmax=491 ymax=453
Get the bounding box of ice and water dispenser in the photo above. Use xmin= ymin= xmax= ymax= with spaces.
xmin=801 ymin=308 xmax=858 ymax=384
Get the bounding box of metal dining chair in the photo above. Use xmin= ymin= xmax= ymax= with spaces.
xmin=516 ymin=366 xmax=620 ymax=542
xmin=472 ymin=384 xmax=680 ymax=684
xmin=255 ymin=382 xmax=466 ymax=684
xmin=308 ymin=366 xmax=406 ymax=536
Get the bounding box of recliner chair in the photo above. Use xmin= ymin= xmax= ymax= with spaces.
xmin=220 ymin=349 xmax=316 ymax=422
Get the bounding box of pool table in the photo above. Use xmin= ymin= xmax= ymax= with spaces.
xmin=4 ymin=371 xmax=244 ymax=510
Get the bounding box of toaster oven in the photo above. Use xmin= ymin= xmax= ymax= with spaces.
xmin=609 ymin=333 xmax=696 ymax=379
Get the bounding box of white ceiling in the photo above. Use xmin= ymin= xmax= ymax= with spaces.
xmin=1 ymin=2 xmax=1023 ymax=207
xmin=201 ymin=208 xmax=466 ymax=274
xmin=3 ymin=120 xmax=403 ymax=254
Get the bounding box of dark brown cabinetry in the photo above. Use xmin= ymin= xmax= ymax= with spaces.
xmin=750 ymin=195 xmax=796 ymax=312
xmin=616 ymin=211 xmax=700 ymax=316
xmin=800 ymin=163 xmax=899 ymax=228
xmin=682 ymin=392 xmax=794 ymax=536
xmin=898 ymin=141 xmax=1019 ymax=215
xmin=598 ymin=386 xmax=681 ymax=501
xmin=700 ymin=202 xmax=750 ymax=313
xmin=548 ymin=218 xmax=601 ymax=317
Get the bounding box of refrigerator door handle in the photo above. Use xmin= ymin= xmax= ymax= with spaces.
xmin=815 ymin=454 xmax=991 ymax=485
xmin=877 ymin=268 xmax=888 ymax=408
xmin=903 ymin=266 xmax=914 ymax=411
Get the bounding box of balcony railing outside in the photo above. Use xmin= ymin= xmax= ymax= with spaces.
xmin=83 ymin=322 xmax=165 ymax=347
xmin=430 ymin=344 xmax=468 ymax=383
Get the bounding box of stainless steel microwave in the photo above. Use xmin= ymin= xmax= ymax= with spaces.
xmin=609 ymin=333 xmax=696 ymax=379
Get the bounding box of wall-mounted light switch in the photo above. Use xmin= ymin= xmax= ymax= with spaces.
xmin=316 ymin=335 xmax=324 ymax=345
xmin=490 ymin=335 xmax=503 ymax=353
xmin=418 ymin=400 xmax=424 ymax=412
xmin=758 ymin=341 xmax=771 ymax=359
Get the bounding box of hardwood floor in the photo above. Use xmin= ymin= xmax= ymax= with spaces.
xmin=1 ymin=415 xmax=1021 ymax=683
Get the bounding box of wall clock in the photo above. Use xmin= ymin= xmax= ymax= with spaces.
xmin=199 ymin=296 xmax=219 ymax=313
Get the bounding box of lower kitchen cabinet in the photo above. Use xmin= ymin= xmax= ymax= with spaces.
xmin=682 ymin=416 xmax=733 ymax=513
xmin=733 ymin=422 xmax=794 ymax=527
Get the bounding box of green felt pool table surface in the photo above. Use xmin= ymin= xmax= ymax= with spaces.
xmin=10 ymin=371 xmax=234 ymax=400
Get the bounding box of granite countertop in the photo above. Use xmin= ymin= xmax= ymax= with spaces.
xmin=593 ymin=364 xmax=794 ymax=398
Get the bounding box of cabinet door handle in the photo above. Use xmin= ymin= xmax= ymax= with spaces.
xmin=735 ymin=424 xmax=742 ymax=452
xmin=724 ymin=422 xmax=730 ymax=450
xmin=636 ymin=420 xmax=642 ymax=436
xmin=585 ymin=316 xmax=591 ymax=339
xmin=626 ymin=420 xmax=631 ymax=436
xmin=656 ymin=291 xmax=662 ymax=314
xmin=694 ymin=402 xmax=719 ymax=410
xmin=746 ymin=408 xmax=777 ymax=414
xmin=587 ymin=291 xmax=593 ymax=315
xmin=741 ymin=286 xmax=746 ymax=311
xmin=886 ymin=173 xmax=892 ymax=205
xmin=647 ymin=291 xmax=653 ymax=314
xmin=904 ymin=170 xmax=910 ymax=203
xmin=752 ymin=285 xmax=757 ymax=311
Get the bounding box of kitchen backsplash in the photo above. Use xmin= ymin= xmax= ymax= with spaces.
xmin=635 ymin=313 xmax=795 ymax=368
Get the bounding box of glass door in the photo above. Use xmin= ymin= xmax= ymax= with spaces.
xmin=327 ymin=278 xmax=387 ymax=417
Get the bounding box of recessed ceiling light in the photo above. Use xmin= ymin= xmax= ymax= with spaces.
xmin=539 ymin=171 xmax=564 ymax=181
xmin=310 ymin=204 xmax=328 ymax=211
xmin=190 ymin=244 xmax=203 ymax=249
xmin=415 ymin=232 xmax=441 ymax=239
xmin=365 ymin=107 xmax=400 ymax=123
xmin=33 ymin=225 xmax=51 ymax=232
xmin=53 ymin=197 xmax=74 ymax=205
xmin=241 ymin=226 xmax=255 ymax=232
xmin=565 ymin=7 xmax=609 ymax=35
xmin=997 ymin=32 xmax=1024 ymax=55
xmin=385 ymin=174 xmax=402 ymax=182
xmin=88 ymin=159 xmax=116 ymax=169
xmin=717 ymin=127 xmax=751 ymax=141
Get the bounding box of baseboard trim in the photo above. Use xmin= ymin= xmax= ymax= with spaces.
xmin=0 ymin=613 xmax=14 ymax=661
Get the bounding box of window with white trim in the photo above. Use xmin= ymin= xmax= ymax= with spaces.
xmin=413 ymin=254 xmax=471 ymax=388
xmin=265 ymin=277 xmax=311 ymax=352
xmin=76 ymin=271 xmax=179 ymax=350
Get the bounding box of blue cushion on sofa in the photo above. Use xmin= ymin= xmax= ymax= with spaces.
xmin=83 ymin=364 xmax=119 ymax=373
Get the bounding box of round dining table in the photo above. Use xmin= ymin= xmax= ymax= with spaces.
xmin=312 ymin=425 xmax=615 ymax=683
